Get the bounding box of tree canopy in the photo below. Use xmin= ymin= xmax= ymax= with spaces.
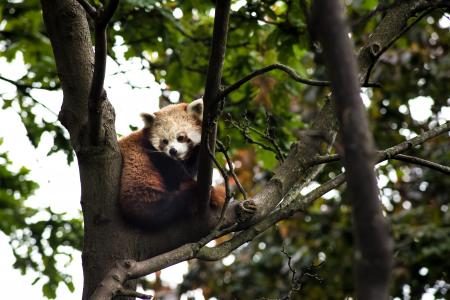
xmin=1 ymin=0 xmax=449 ymax=299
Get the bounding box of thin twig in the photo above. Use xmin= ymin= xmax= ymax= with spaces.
xmin=281 ymin=246 xmax=297 ymax=283
xmin=227 ymin=115 xmax=284 ymax=161
xmin=205 ymin=134 xmax=233 ymax=226
xmin=217 ymin=139 xmax=248 ymax=199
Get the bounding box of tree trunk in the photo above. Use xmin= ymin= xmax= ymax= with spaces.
xmin=40 ymin=1 xmax=222 ymax=299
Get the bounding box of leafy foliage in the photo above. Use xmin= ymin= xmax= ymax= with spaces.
xmin=0 ymin=140 xmax=82 ymax=298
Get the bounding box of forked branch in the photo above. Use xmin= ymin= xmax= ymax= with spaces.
xmin=75 ymin=0 xmax=119 ymax=144
xmin=89 ymin=118 xmax=449 ymax=299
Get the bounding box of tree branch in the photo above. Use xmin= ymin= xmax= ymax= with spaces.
xmin=308 ymin=122 xmax=450 ymax=172
xmin=89 ymin=119 xmax=449 ymax=298
xmin=116 ymin=288 xmax=152 ymax=299
xmin=220 ymin=63 xmax=379 ymax=98
xmin=196 ymin=172 xmax=347 ymax=261
xmin=75 ymin=0 xmax=98 ymax=18
xmin=363 ymin=6 xmax=436 ymax=85
xmin=392 ymin=154 xmax=450 ymax=175
xmin=358 ymin=0 xmax=443 ymax=83
xmin=312 ymin=0 xmax=393 ymax=299
xmin=196 ymin=0 xmax=232 ymax=210
xmin=89 ymin=0 xmax=119 ymax=144
xmin=75 ymin=0 xmax=119 ymax=144
xmin=379 ymin=122 xmax=450 ymax=159
xmin=0 ymin=75 xmax=60 ymax=91
xmin=87 ymin=2 xmax=450 ymax=298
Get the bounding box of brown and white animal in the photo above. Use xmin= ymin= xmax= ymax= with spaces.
xmin=118 ymin=99 xmax=225 ymax=230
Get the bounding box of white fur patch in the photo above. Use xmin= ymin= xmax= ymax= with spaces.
xmin=186 ymin=99 xmax=203 ymax=121
xmin=188 ymin=131 xmax=201 ymax=145
xmin=169 ymin=141 xmax=189 ymax=159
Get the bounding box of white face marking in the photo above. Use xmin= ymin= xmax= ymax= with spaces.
xmin=145 ymin=103 xmax=202 ymax=160
xmin=167 ymin=140 xmax=189 ymax=160
xmin=187 ymin=131 xmax=201 ymax=145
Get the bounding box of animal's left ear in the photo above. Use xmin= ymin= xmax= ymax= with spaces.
xmin=187 ymin=98 xmax=203 ymax=121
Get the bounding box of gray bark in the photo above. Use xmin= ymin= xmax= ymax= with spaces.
xmin=312 ymin=0 xmax=393 ymax=299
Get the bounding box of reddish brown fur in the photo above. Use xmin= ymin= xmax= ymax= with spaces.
xmin=120 ymin=130 xmax=165 ymax=195
xmin=118 ymin=103 xmax=224 ymax=230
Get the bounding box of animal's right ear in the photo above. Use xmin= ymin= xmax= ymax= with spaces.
xmin=140 ymin=112 xmax=156 ymax=128
xmin=187 ymin=98 xmax=203 ymax=121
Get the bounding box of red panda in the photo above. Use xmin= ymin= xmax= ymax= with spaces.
xmin=118 ymin=99 xmax=225 ymax=230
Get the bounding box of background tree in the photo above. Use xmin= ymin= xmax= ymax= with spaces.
xmin=0 ymin=0 xmax=449 ymax=299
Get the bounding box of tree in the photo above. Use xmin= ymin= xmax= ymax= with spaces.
xmin=1 ymin=0 xmax=450 ymax=299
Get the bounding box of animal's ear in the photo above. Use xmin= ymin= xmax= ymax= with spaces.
xmin=140 ymin=112 xmax=156 ymax=128
xmin=187 ymin=98 xmax=203 ymax=121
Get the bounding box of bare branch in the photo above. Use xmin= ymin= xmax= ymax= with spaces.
xmin=0 ymin=75 xmax=59 ymax=116
xmin=392 ymin=154 xmax=450 ymax=175
xmin=0 ymin=75 xmax=60 ymax=91
xmin=116 ymin=288 xmax=152 ymax=299
xmin=220 ymin=62 xmax=381 ymax=98
xmin=221 ymin=63 xmax=331 ymax=98
xmin=351 ymin=1 xmax=401 ymax=28
xmin=281 ymin=246 xmax=297 ymax=283
xmin=380 ymin=122 xmax=450 ymax=159
xmin=306 ymin=153 xmax=340 ymax=166
xmin=75 ymin=0 xmax=120 ymax=144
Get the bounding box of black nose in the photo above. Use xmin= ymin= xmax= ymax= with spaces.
xmin=169 ymin=148 xmax=177 ymax=156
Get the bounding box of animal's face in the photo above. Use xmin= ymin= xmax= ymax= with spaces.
xmin=141 ymin=99 xmax=203 ymax=160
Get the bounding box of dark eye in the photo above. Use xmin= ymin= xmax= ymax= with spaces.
xmin=177 ymin=136 xmax=185 ymax=142
xmin=162 ymin=139 xmax=169 ymax=145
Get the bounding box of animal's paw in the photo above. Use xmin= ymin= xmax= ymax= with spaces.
xmin=236 ymin=199 xmax=257 ymax=222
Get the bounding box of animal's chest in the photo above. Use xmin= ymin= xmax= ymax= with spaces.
xmin=146 ymin=150 xmax=197 ymax=191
